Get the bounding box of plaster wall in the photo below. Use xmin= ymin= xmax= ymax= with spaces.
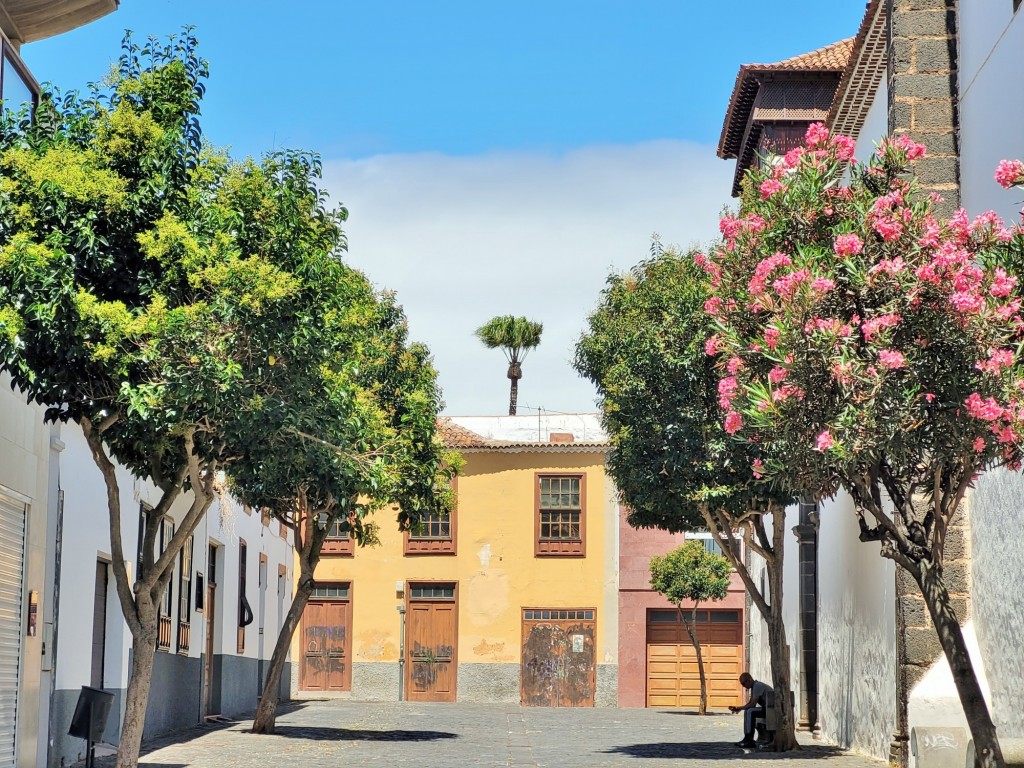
xmin=852 ymin=77 xmax=888 ymax=157
xmin=962 ymin=469 xmax=1024 ymax=739
xmin=0 ymin=375 xmax=52 ymax=768
xmin=958 ymin=1 xmax=1024 ymax=222
xmin=815 ymin=491 xmax=895 ymax=760
xmin=304 ymin=445 xmax=618 ymax=705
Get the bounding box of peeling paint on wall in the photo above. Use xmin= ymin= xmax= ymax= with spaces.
xmin=477 ymin=543 xmax=492 ymax=569
xmin=472 ymin=638 xmax=514 ymax=662
xmin=466 ymin=570 xmax=509 ymax=625
xmin=356 ymin=630 xmax=398 ymax=661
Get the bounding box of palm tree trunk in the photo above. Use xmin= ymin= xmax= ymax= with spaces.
xmin=509 ymin=376 xmax=519 ymax=416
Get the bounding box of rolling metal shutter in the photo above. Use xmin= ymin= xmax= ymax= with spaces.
xmin=0 ymin=492 xmax=26 ymax=768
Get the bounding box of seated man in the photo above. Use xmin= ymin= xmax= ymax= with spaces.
xmin=727 ymin=672 xmax=770 ymax=747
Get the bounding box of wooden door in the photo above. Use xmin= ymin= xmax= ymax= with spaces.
xmin=203 ymin=544 xmax=218 ymax=716
xmin=521 ymin=609 xmax=596 ymax=707
xmin=646 ymin=609 xmax=743 ymax=708
xmin=405 ymin=583 xmax=457 ymax=702
xmin=300 ymin=589 xmax=352 ymax=691
xmin=90 ymin=561 xmax=107 ymax=689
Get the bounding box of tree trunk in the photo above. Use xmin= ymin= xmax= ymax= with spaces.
xmin=116 ymin=619 xmax=158 ymax=768
xmin=508 ymin=376 xmax=519 ymax=416
xmin=682 ymin=604 xmax=708 ymax=715
xmin=915 ymin=560 xmax=1005 ymax=768
xmin=252 ymin=571 xmax=315 ymax=733
xmin=767 ymin=509 xmax=798 ymax=752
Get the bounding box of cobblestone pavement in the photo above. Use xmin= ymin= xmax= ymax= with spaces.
xmin=92 ymin=700 xmax=886 ymax=768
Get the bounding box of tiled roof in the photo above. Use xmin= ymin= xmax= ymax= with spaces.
xmin=437 ymin=418 xmax=608 ymax=453
xmin=827 ymin=0 xmax=887 ymax=138
xmin=718 ymin=38 xmax=855 ymax=160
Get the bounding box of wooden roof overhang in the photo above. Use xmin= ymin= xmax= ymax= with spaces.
xmin=0 ymin=0 xmax=118 ymax=47
xmin=718 ymin=39 xmax=853 ymax=196
xmin=827 ymin=0 xmax=887 ymax=139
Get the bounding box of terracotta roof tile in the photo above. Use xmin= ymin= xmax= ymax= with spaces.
xmin=437 ymin=418 xmax=492 ymax=449
xmin=718 ymin=38 xmax=855 ymax=161
xmin=437 ymin=418 xmax=608 ymax=452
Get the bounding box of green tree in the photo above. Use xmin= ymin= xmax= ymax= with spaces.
xmin=575 ymin=245 xmax=798 ymax=750
xmin=475 ymin=314 xmax=543 ymax=415
xmin=706 ymin=125 xmax=1024 ymax=768
xmin=204 ymin=153 xmax=455 ymax=731
xmin=649 ymin=541 xmax=731 ymax=715
xmin=0 ymin=33 xmax=323 ymax=768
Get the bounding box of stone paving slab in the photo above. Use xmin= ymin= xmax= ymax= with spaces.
xmin=84 ymin=700 xmax=886 ymax=768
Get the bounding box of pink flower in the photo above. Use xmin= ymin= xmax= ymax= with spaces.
xmin=973 ymin=437 xmax=986 ymax=453
xmin=995 ymin=159 xmax=1024 ymax=189
xmin=724 ymin=411 xmax=743 ymax=435
xmin=763 ymin=326 xmax=780 ymax=351
xmin=718 ymin=376 xmax=739 ymax=408
xmin=878 ymin=349 xmax=906 ymax=369
xmin=768 ymin=366 xmax=788 ymax=385
xmin=772 ymin=268 xmax=811 ymax=298
xmin=759 ymin=178 xmax=784 ymax=199
xmin=815 ymin=431 xmax=835 ymax=451
xmin=989 ymin=268 xmax=1017 ymax=298
xmin=752 ymin=459 xmax=764 ymax=479
xmin=872 ymin=216 xmax=904 ymax=242
xmin=975 ymin=349 xmax=1014 ymax=374
xmin=861 ymin=313 xmax=901 ymax=342
xmin=704 ymin=335 xmax=721 ymax=356
xmin=782 ymin=147 xmax=805 ymax=169
xmin=832 ymin=134 xmax=857 ymax=162
xmin=805 ymin=122 xmax=830 ymax=148
xmin=949 ymin=291 xmax=984 ymax=314
xmin=810 ymin=277 xmax=836 ymax=294
xmin=726 ymin=356 xmax=744 ymax=375
xmin=925 ymin=393 xmax=936 ymax=402
xmin=704 ymin=297 xmax=722 ymax=316
xmin=965 ymin=392 xmax=1004 ymax=422
xmin=834 ymin=233 xmax=863 ymax=257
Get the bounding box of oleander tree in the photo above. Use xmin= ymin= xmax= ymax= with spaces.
xmin=475 ymin=314 xmax=543 ymax=415
xmin=575 ymin=245 xmax=799 ymax=750
xmin=704 ymin=123 xmax=1024 ymax=768
xmin=649 ymin=541 xmax=731 ymax=715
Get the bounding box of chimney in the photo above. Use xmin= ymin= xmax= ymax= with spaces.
xmin=549 ymin=432 xmax=574 ymax=444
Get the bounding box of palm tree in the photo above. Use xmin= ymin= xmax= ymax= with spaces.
xmin=475 ymin=315 xmax=543 ymax=415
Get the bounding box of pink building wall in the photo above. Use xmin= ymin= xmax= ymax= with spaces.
xmin=617 ymin=508 xmax=746 ymax=707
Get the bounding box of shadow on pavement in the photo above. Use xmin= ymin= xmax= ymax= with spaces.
xmin=604 ymin=742 xmax=852 ymax=760
xmin=269 ymin=726 xmax=458 ymax=742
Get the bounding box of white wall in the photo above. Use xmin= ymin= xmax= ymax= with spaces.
xmin=852 ymin=77 xmax=889 ymax=160
xmin=959 ymin=2 xmax=1024 ymax=221
xmin=816 ymin=491 xmax=895 ymax=759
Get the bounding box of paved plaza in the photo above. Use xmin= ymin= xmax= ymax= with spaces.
xmin=91 ymin=699 xmax=886 ymax=768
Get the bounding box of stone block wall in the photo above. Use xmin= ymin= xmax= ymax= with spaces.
xmin=888 ymin=0 xmax=960 ymax=216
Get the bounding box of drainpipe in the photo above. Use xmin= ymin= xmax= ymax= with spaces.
xmin=396 ymin=604 xmax=406 ymax=701
xmin=793 ymin=497 xmax=819 ymax=732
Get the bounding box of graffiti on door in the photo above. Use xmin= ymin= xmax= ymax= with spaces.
xmin=304 ymin=624 xmax=347 ymax=675
xmin=410 ymin=642 xmax=453 ymax=688
xmin=521 ymin=621 xmax=596 ymax=707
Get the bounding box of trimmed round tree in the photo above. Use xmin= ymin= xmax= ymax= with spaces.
xmin=649 ymin=541 xmax=731 ymax=715
xmin=575 ymin=246 xmax=799 ymax=750
xmin=704 ymin=123 xmax=1024 ymax=768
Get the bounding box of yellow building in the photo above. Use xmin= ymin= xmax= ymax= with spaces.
xmin=291 ymin=414 xmax=619 ymax=705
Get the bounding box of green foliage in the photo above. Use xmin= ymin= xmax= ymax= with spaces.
xmin=574 ymin=246 xmax=791 ymax=533
xmin=649 ymin=541 xmax=731 ymax=607
xmin=475 ymin=314 xmax=543 ymax=360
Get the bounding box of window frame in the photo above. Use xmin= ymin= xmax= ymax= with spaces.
xmin=0 ymin=37 xmax=40 ymax=117
xmin=176 ymin=535 xmax=193 ymax=654
xmin=156 ymin=517 xmax=175 ymax=651
xmin=534 ymin=472 xmax=586 ymax=557
xmin=404 ymin=477 xmax=457 ymax=555
xmin=321 ymin=516 xmax=355 ymax=556
xmin=237 ymin=539 xmax=249 ymax=654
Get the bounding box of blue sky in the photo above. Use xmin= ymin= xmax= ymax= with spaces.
xmin=22 ymin=1 xmax=868 ymax=415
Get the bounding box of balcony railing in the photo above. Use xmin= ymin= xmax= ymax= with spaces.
xmin=177 ymin=620 xmax=190 ymax=654
xmin=157 ymin=615 xmax=172 ymax=651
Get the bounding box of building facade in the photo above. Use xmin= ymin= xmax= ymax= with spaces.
xmin=720 ymin=2 xmax=1024 ymax=764
xmin=291 ymin=414 xmax=621 ymax=706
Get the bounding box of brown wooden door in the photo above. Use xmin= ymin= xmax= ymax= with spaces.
xmin=646 ymin=609 xmax=743 ymax=708
xmin=300 ymin=598 xmax=352 ymax=691
xmin=203 ymin=582 xmax=216 ymax=715
xmin=406 ymin=587 xmax=457 ymax=702
xmin=521 ymin=609 xmax=596 ymax=707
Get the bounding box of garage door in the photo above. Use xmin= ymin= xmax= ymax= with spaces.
xmin=646 ymin=608 xmax=742 ymax=709
xmin=521 ymin=609 xmax=596 ymax=707
xmin=0 ymin=491 xmax=26 ymax=768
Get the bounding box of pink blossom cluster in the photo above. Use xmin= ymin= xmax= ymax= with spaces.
xmin=878 ymin=134 xmax=927 ymax=161
xmin=877 ymin=349 xmax=906 ymax=369
xmin=760 ymin=178 xmax=784 ymax=199
xmin=975 ymin=349 xmax=1014 ymax=375
xmin=771 ymin=268 xmax=811 ymax=298
xmin=861 ymin=313 xmax=901 ymax=342
xmin=747 ymin=252 xmax=792 ymax=295
xmin=815 ymin=431 xmax=834 ymax=451
xmin=995 ymin=159 xmax=1024 ymax=189
xmin=718 ymin=376 xmax=739 ymax=409
xmin=833 ymin=233 xmax=863 ymax=257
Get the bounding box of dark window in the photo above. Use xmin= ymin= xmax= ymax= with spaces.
xmin=0 ymin=41 xmax=38 ymax=118
xmin=523 ymin=609 xmax=593 ymax=621
xmin=404 ymin=479 xmax=457 ymax=555
xmin=535 ymin=474 xmax=585 ymax=556
xmin=409 ymin=583 xmax=456 ymax=601
xmin=310 ymin=584 xmax=350 ymax=600
xmin=321 ymin=517 xmax=354 ymax=556
xmin=176 ymin=536 xmax=193 ymax=654
xmin=156 ymin=518 xmax=174 ymax=651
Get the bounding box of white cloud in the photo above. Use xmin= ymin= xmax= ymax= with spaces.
xmin=322 ymin=141 xmax=734 ymax=416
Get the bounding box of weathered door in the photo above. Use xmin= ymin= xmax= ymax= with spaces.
xmin=646 ymin=608 xmax=743 ymax=708
xmin=203 ymin=544 xmax=217 ymax=716
xmin=299 ymin=584 xmax=352 ymax=691
xmin=405 ymin=583 xmax=457 ymax=702
xmin=521 ymin=609 xmax=596 ymax=707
